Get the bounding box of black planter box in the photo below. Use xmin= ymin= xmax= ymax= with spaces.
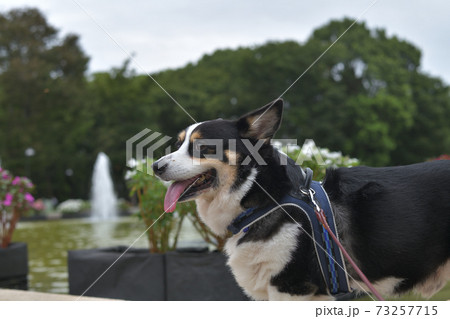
xmin=61 ymin=211 xmax=91 ymax=219
xmin=68 ymin=247 xmax=165 ymax=300
xmin=68 ymin=246 xmax=248 ymax=301
xmin=0 ymin=242 xmax=28 ymax=290
xmin=165 ymin=250 xmax=247 ymax=300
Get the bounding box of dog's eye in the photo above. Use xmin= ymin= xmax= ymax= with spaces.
xmin=175 ymin=140 xmax=182 ymax=149
xmin=192 ymin=142 xmax=210 ymax=157
xmin=204 ymin=145 xmax=216 ymax=154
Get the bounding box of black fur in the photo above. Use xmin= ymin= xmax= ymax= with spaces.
xmin=229 ymin=101 xmax=450 ymax=298
xmin=239 ymin=153 xmax=450 ymax=297
xmin=205 ymin=103 xmax=450 ymax=298
xmin=323 ymin=161 xmax=450 ymax=293
xmin=156 ymin=99 xmax=450 ymax=300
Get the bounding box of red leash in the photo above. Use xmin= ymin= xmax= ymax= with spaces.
xmin=309 ymin=190 xmax=385 ymax=301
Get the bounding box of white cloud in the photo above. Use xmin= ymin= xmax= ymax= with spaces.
xmin=0 ymin=0 xmax=449 ymax=83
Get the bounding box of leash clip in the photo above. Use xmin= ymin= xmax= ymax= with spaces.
xmin=300 ymin=187 xmax=322 ymax=213
xmin=308 ymin=188 xmax=321 ymax=213
xmin=300 ymin=186 xmax=326 ymax=226
xmin=308 ymin=188 xmax=328 ymax=226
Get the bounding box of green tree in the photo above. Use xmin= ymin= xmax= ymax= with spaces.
xmin=0 ymin=8 xmax=89 ymax=199
xmin=280 ymin=18 xmax=445 ymax=165
xmin=85 ymin=60 xmax=166 ymax=196
xmin=393 ymin=73 xmax=450 ymax=164
xmin=2 ymin=12 xmax=448 ymax=202
xmin=131 ymin=20 xmax=449 ymax=166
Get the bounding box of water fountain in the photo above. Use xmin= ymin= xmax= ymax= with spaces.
xmin=91 ymin=152 xmax=117 ymax=220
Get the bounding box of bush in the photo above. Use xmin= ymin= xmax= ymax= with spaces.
xmin=275 ymin=140 xmax=360 ymax=181
xmin=56 ymin=199 xmax=90 ymax=214
xmin=128 ymin=162 xmax=184 ymax=253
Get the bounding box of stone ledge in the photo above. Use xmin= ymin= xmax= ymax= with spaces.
xmin=0 ymin=289 xmax=120 ymax=301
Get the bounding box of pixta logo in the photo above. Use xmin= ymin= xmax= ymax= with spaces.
xmin=126 ymin=128 xmax=326 ymax=175
xmin=126 ymin=129 xmax=172 ymax=175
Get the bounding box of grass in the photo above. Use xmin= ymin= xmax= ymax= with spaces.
xmin=356 ymin=283 xmax=450 ymax=301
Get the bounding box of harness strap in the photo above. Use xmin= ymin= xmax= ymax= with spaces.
xmin=228 ymin=181 xmax=351 ymax=296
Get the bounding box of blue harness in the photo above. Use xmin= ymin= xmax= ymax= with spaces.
xmin=227 ymin=181 xmax=351 ymax=296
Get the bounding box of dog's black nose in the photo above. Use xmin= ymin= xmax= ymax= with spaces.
xmin=152 ymin=161 xmax=168 ymax=176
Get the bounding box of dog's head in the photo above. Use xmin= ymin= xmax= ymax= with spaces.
xmin=152 ymin=99 xmax=283 ymax=213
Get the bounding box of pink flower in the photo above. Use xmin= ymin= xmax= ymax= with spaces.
xmin=2 ymin=173 xmax=9 ymax=180
xmin=3 ymin=193 xmax=13 ymax=206
xmin=32 ymin=199 xmax=45 ymax=211
xmin=12 ymin=176 xmax=21 ymax=185
xmin=24 ymin=193 xmax=34 ymax=203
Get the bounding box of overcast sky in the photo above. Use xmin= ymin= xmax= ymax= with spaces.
xmin=1 ymin=0 xmax=450 ymax=84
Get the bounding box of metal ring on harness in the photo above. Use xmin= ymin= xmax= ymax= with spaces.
xmin=300 ymin=167 xmax=313 ymax=195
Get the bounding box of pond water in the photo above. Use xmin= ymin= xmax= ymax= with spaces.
xmin=12 ymin=217 xmax=204 ymax=294
xmin=13 ymin=217 xmax=450 ymax=300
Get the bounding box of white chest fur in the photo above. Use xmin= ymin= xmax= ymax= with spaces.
xmin=224 ymin=223 xmax=301 ymax=300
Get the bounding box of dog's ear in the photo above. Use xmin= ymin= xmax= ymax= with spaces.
xmin=237 ymin=99 xmax=283 ymax=140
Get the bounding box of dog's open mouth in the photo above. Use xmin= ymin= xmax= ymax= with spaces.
xmin=164 ymin=169 xmax=217 ymax=212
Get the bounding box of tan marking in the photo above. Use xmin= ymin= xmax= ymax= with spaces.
xmin=177 ymin=130 xmax=186 ymax=144
xmin=225 ymin=150 xmax=240 ymax=166
xmin=220 ymin=162 xmax=238 ymax=189
xmin=243 ymin=110 xmax=279 ymax=139
xmin=191 ymin=157 xmax=238 ymax=192
xmin=190 ymin=130 xmax=202 ymax=142
xmin=195 ymin=167 xmax=257 ymax=236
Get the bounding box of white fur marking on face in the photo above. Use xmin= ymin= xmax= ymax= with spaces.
xmin=172 ymin=122 xmax=199 ymax=156
xmin=156 ymin=123 xmax=205 ymax=181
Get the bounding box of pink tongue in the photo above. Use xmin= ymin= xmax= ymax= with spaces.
xmin=164 ymin=179 xmax=194 ymax=212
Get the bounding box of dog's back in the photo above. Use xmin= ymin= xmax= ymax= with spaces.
xmin=324 ymin=160 xmax=450 ymax=296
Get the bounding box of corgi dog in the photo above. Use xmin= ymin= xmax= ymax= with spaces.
xmin=153 ymin=99 xmax=450 ymax=300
